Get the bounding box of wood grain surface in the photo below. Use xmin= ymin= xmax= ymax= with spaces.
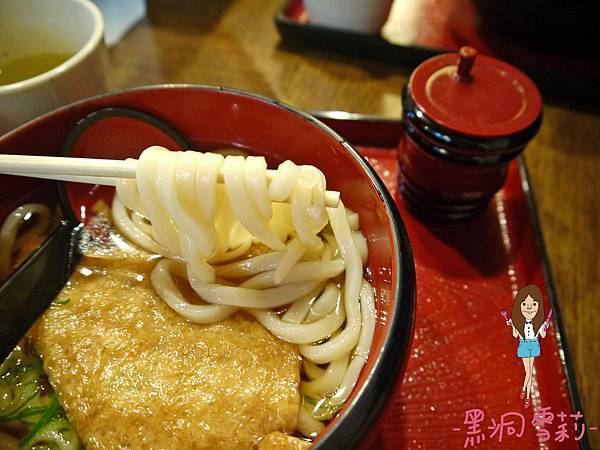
xmin=107 ymin=1 xmax=599 ymax=447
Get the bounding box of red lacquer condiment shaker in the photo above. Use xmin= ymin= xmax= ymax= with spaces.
xmin=398 ymin=46 xmax=542 ymax=220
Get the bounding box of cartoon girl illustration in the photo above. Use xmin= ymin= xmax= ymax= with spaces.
xmin=505 ymin=284 xmax=551 ymax=409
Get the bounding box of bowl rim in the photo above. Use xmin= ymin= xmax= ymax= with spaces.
xmin=1 ymin=84 xmax=416 ymax=449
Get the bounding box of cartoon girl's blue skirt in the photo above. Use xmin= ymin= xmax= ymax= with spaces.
xmin=517 ymin=338 xmax=540 ymax=358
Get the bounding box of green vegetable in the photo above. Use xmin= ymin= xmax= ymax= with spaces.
xmin=22 ymin=417 xmax=82 ymax=450
xmin=50 ymin=299 xmax=70 ymax=307
xmin=19 ymin=396 xmax=59 ymax=447
xmin=0 ymin=347 xmax=83 ymax=449
xmin=302 ymin=395 xmax=344 ymax=421
xmin=0 ymin=352 xmax=43 ymax=423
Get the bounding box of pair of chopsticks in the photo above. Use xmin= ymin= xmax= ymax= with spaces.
xmin=0 ymin=154 xmax=341 ymax=207
xmin=0 ymin=154 xmax=137 ymax=187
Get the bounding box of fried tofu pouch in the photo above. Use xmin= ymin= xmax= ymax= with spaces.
xmin=34 ymin=258 xmax=301 ymax=450
xmin=258 ymin=432 xmax=311 ymax=450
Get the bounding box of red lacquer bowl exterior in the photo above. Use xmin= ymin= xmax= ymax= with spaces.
xmin=0 ymin=85 xmax=415 ymax=449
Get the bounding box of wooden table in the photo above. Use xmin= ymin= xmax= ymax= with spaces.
xmin=108 ymin=1 xmax=600 ymax=447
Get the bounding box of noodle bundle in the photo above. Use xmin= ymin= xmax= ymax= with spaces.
xmin=112 ymin=146 xmax=376 ymax=435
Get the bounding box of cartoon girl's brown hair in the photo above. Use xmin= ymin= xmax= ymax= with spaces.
xmin=511 ymin=284 xmax=545 ymax=338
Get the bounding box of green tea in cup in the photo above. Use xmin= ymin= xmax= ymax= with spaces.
xmin=0 ymin=0 xmax=108 ymax=134
xmin=0 ymin=52 xmax=73 ymax=86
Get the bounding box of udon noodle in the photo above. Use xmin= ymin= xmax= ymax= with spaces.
xmin=113 ymin=146 xmax=376 ymax=436
xmin=0 ymin=203 xmax=54 ymax=279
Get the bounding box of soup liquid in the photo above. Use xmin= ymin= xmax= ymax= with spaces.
xmin=0 ymin=52 xmax=72 ymax=85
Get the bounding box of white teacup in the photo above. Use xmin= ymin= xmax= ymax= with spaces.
xmin=305 ymin=0 xmax=393 ymax=34
xmin=0 ymin=0 xmax=109 ymax=135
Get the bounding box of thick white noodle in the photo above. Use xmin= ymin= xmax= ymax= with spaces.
xmin=329 ymin=280 xmax=376 ymax=403
xmin=178 ymin=234 xmax=216 ymax=282
xmin=346 ymin=208 xmax=359 ymax=232
xmin=188 ymin=265 xmax=323 ymax=309
xmin=304 ymin=282 xmax=340 ymax=323
xmin=274 ymin=238 xmax=305 ymax=284
xmin=299 ymin=203 xmax=362 ymax=364
xmin=268 ymin=160 xmax=299 ymax=201
xmin=158 ymin=152 xmax=216 ymax=273
xmin=111 ymin=196 xmax=167 ymax=256
xmin=159 ymin=154 xmax=208 ymax=255
xmin=281 ymin=286 xmax=322 ymax=323
xmin=0 ymin=203 xmax=51 ymax=278
xmin=178 ymin=152 xmax=217 ymax=239
xmin=239 ymin=260 xmax=345 ymax=289
xmin=352 ymin=231 xmax=368 ymax=265
xmin=269 ymin=203 xmax=294 ymax=243
xmin=137 ymin=147 xmax=180 ymax=254
xmin=207 ymin=240 xmax=252 ymax=265
xmin=322 ymin=233 xmax=340 ymax=259
xmin=195 ymin=152 xmax=224 ymax=221
xmin=152 ymin=259 xmax=236 ymax=323
xmin=212 ymin=186 xmax=252 ymax=254
xmin=115 ymin=176 xmax=146 ymax=215
xmin=302 ymin=353 xmax=350 ymax=398
xmin=245 ymin=156 xmax=272 ymax=220
xmin=303 ymin=360 xmax=325 ymax=380
xmin=131 ymin=212 xmax=152 ymax=235
xmin=223 ymin=156 xmax=284 ymax=250
xmin=215 ymin=251 xmax=284 ymax=278
xmin=306 ymin=166 xmax=327 ymax=229
xmin=291 ymin=167 xmax=326 ymax=249
xmin=247 ymin=297 xmax=344 ymax=344
xmin=297 ymin=405 xmax=324 ymax=438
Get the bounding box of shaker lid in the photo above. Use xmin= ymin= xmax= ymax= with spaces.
xmin=408 ymin=47 xmax=542 ymax=138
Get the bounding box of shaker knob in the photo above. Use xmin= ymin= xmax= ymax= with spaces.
xmin=457 ymin=46 xmax=477 ymax=82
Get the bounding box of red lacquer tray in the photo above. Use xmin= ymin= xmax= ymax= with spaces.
xmin=312 ymin=112 xmax=588 ymax=450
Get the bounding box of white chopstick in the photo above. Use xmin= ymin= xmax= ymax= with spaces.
xmin=14 ymin=173 xmax=121 ymax=186
xmin=0 ymin=154 xmax=137 ymax=178
xmin=0 ymin=154 xmax=341 ymax=207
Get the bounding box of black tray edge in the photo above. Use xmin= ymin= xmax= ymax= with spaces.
xmin=518 ymin=158 xmax=590 ymax=450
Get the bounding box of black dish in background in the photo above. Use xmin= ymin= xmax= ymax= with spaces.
xmin=275 ymin=0 xmax=600 ymax=111
xmin=471 ymin=0 xmax=600 ymax=58
xmin=0 ymin=222 xmax=82 ymax=362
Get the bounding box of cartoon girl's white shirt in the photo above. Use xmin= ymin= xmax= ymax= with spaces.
xmin=524 ymin=320 xmax=535 ymax=339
